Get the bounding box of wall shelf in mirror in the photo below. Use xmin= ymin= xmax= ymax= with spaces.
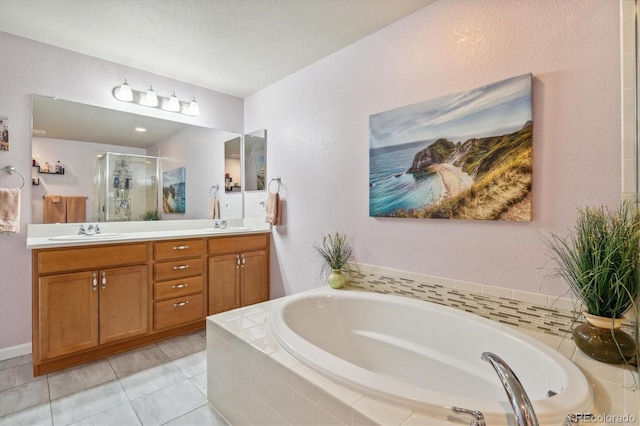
xmin=37 ymin=168 xmax=65 ymax=175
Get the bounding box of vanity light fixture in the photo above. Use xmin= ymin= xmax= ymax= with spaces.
xmin=141 ymin=86 xmax=159 ymax=107
xmin=114 ymin=79 xmax=133 ymax=102
xmin=187 ymin=98 xmax=200 ymax=116
xmin=112 ymin=80 xmax=200 ymax=116
xmin=165 ymin=92 xmax=180 ymax=112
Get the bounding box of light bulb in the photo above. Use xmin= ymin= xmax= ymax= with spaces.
xmin=165 ymin=91 xmax=180 ymax=112
xmin=115 ymin=79 xmax=133 ymax=102
xmin=187 ymin=98 xmax=200 ymax=116
xmin=141 ymin=86 xmax=158 ymax=107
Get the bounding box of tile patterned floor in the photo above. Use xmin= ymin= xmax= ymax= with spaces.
xmin=0 ymin=330 xmax=229 ymax=426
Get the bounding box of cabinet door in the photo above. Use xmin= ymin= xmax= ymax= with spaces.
xmin=240 ymin=250 xmax=269 ymax=307
xmin=99 ymin=265 xmax=148 ymax=344
xmin=208 ymin=254 xmax=240 ymax=314
xmin=39 ymin=271 xmax=99 ymax=360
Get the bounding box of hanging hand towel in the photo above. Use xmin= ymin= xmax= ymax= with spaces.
xmin=66 ymin=196 xmax=87 ymax=223
xmin=208 ymin=197 xmax=220 ymax=219
xmin=265 ymin=192 xmax=281 ymax=225
xmin=44 ymin=195 xmax=66 ymax=223
xmin=0 ymin=188 xmax=20 ymax=233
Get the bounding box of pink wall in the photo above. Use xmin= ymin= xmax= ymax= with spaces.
xmin=0 ymin=32 xmax=243 ymax=352
xmin=244 ymin=0 xmax=622 ymax=298
xmin=0 ymin=0 xmax=623 ymax=353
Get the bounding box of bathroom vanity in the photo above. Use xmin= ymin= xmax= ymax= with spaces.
xmin=27 ymin=221 xmax=270 ymax=376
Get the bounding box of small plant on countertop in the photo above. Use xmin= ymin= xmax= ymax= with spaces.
xmin=141 ymin=209 xmax=160 ymax=221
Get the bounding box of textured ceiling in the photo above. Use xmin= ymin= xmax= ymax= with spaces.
xmin=0 ymin=0 xmax=436 ymax=98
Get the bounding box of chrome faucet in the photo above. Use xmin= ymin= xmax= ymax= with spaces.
xmin=451 ymin=406 xmax=486 ymax=426
xmin=482 ymin=352 xmax=539 ymax=426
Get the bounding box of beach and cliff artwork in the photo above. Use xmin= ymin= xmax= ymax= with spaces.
xmin=369 ymin=73 xmax=532 ymax=221
xmin=162 ymin=167 xmax=186 ymax=214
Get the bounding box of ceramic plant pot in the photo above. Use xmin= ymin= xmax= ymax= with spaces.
xmin=572 ymin=312 xmax=636 ymax=364
xmin=327 ymin=269 xmax=347 ymax=289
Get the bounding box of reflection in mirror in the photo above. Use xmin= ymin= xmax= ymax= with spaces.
xmin=224 ymin=136 xmax=242 ymax=192
xmin=96 ymin=152 xmax=159 ymax=222
xmin=31 ymin=95 xmax=241 ymax=223
xmin=244 ymin=129 xmax=267 ymax=191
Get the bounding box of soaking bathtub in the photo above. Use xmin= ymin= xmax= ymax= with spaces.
xmin=269 ymin=289 xmax=593 ymax=425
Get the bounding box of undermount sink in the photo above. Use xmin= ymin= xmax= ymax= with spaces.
xmin=49 ymin=233 xmax=126 ymax=241
xmin=204 ymin=227 xmax=251 ymax=232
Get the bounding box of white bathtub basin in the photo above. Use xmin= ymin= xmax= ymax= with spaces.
xmin=49 ymin=233 xmax=125 ymax=241
xmin=270 ymin=290 xmax=593 ymax=425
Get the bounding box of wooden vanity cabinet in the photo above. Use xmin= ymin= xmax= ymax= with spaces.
xmin=152 ymin=239 xmax=206 ymax=331
xmin=33 ymin=244 xmax=149 ymax=365
xmin=208 ymin=234 xmax=270 ymax=314
xmin=32 ymin=232 xmax=270 ymax=376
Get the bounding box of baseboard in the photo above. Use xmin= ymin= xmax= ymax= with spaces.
xmin=0 ymin=342 xmax=32 ymax=362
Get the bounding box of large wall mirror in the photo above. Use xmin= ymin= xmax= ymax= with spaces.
xmin=244 ymin=129 xmax=267 ymax=192
xmin=31 ymin=95 xmax=241 ymax=224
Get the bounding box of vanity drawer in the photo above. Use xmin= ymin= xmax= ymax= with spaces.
xmin=154 ymin=293 xmax=204 ymax=331
xmin=154 ymin=276 xmax=203 ymax=301
xmin=37 ymin=243 xmax=148 ymax=274
xmin=154 ymin=239 xmax=204 ymax=261
xmin=208 ymin=234 xmax=269 ymax=255
xmin=154 ymin=258 xmax=204 ymax=281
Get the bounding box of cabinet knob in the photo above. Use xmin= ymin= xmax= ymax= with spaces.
xmin=173 ymin=301 xmax=190 ymax=308
xmin=101 ymin=272 xmax=107 ymax=289
xmin=171 ymin=283 xmax=188 ymax=289
xmin=172 ymin=245 xmax=189 ymax=250
xmin=172 ymin=265 xmax=190 ymax=270
xmin=92 ymin=273 xmax=98 ymax=291
xmin=236 ymin=254 xmax=240 ymax=269
xmin=241 ymin=254 xmax=246 ymax=267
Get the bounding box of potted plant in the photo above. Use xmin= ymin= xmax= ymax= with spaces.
xmin=545 ymin=201 xmax=639 ymax=363
xmin=313 ymin=232 xmax=354 ymax=289
xmin=141 ymin=209 xmax=160 ymax=221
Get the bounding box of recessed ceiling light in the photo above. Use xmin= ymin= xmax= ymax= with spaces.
xmin=135 ymin=127 xmax=147 ymax=132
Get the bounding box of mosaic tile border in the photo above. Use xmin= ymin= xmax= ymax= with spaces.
xmin=348 ymin=265 xmax=636 ymax=337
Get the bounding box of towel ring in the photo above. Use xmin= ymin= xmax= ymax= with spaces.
xmin=3 ymin=165 xmax=25 ymax=190
xmin=210 ymin=184 xmax=219 ymax=197
xmin=268 ymin=177 xmax=281 ymax=194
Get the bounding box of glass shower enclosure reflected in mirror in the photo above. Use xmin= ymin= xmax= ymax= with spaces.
xmin=244 ymin=129 xmax=266 ymax=191
xmin=96 ymin=153 xmax=159 ymax=222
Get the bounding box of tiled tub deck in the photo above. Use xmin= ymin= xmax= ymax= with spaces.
xmin=206 ymin=267 xmax=639 ymax=425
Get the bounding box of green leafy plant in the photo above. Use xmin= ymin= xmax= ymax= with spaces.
xmin=313 ymin=232 xmax=354 ymax=276
xmin=141 ymin=209 xmax=160 ymax=221
xmin=545 ymin=201 xmax=640 ymax=319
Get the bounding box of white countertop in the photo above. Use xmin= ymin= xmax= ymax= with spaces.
xmin=26 ymin=219 xmax=271 ymax=249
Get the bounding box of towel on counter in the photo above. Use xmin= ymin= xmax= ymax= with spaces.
xmin=66 ymin=196 xmax=87 ymax=223
xmin=208 ymin=197 xmax=220 ymax=219
xmin=0 ymin=188 xmax=20 ymax=233
xmin=44 ymin=195 xmax=66 ymax=223
xmin=265 ymin=192 xmax=281 ymax=226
